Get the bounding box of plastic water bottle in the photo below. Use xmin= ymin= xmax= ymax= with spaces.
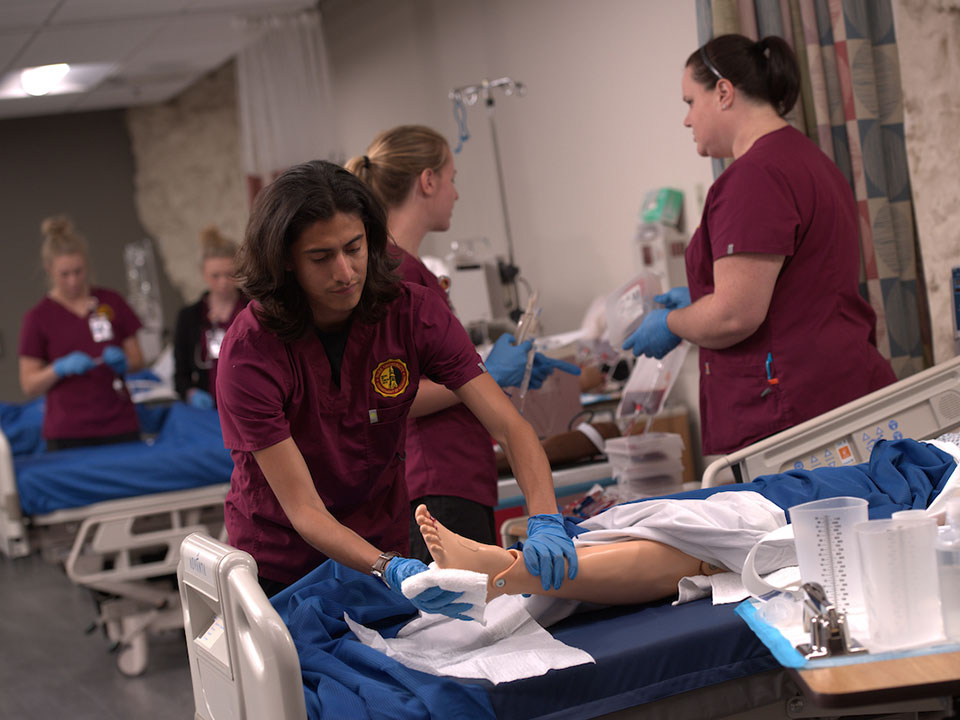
xmin=936 ymin=497 xmax=960 ymax=641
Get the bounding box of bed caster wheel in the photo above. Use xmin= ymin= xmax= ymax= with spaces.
xmin=116 ymin=632 xmax=148 ymax=677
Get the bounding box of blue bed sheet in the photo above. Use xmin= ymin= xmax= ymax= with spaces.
xmin=12 ymin=403 xmax=233 ymax=515
xmin=272 ymin=439 xmax=957 ymax=720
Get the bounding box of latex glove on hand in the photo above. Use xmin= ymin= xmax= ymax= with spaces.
xmin=486 ymin=333 xmax=583 ymax=390
xmin=525 ymin=355 xmax=581 ymax=391
xmin=485 ymin=333 xmax=533 ymax=388
xmin=188 ymin=388 xmax=215 ymax=410
xmin=654 ymin=286 xmax=691 ymax=310
xmin=622 ymin=309 xmax=681 ymax=359
xmin=101 ymin=345 xmax=128 ymax=375
xmin=524 ymin=513 xmax=578 ymax=591
xmin=52 ymin=351 xmax=96 ymax=378
xmin=384 ymin=556 xmax=476 ymax=621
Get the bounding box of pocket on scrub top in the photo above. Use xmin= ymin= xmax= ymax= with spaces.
xmin=703 ymin=356 xmax=794 ymax=453
xmin=364 ymin=398 xmax=414 ymax=480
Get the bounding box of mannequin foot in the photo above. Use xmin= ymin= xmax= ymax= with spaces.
xmin=415 ymin=504 xmax=521 ymax=599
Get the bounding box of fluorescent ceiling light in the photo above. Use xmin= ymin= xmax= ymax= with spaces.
xmin=0 ymin=63 xmax=113 ymax=101
xmin=20 ymin=63 xmax=70 ymax=96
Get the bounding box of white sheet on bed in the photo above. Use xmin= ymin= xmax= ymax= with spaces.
xmin=344 ymin=593 xmax=594 ymax=684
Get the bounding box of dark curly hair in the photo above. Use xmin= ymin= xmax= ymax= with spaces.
xmin=237 ymin=159 xmax=401 ymax=342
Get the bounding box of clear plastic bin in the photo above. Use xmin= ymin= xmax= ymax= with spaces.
xmin=604 ymin=433 xmax=684 ymax=464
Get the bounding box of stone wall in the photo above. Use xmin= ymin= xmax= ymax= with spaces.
xmin=125 ymin=62 xmax=247 ymax=304
xmin=893 ymin=0 xmax=960 ymax=362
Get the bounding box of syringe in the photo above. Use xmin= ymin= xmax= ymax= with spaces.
xmin=513 ymin=292 xmax=540 ymax=414
xmin=517 ymin=307 xmax=541 ymax=413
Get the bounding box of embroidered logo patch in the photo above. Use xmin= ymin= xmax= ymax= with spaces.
xmin=371 ymin=358 xmax=410 ymax=398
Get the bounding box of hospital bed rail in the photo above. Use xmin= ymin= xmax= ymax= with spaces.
xmin=702 ymin=356 xmax=960 ymax=488
xmin=179 ymin=532 xmax=307 ymax=720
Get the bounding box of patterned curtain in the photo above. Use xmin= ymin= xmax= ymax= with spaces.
xmin=695 ymin=0 xmax=928 ymax=379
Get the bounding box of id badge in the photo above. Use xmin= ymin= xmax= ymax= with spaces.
xmin=89 ymin=313 xmax=114 ymax=342
xmin=206 ymin=327 xmax=226 ymax=359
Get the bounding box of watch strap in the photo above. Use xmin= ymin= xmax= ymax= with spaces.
xmin=371 ymin=550 xmax=401 ymax=585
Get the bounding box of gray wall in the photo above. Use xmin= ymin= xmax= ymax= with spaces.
xmin=0 ymin=110 xmax=183 ymax=402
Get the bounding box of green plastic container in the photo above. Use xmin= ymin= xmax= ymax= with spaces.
xmin=640 ymin=188 xmax=684 ymax=228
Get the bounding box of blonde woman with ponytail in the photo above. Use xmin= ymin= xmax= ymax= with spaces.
xmin=19 ymin=215 xmax=143 ymax=451
xmin=348 ymin=126 xmax=580 ymax=570
xmin=173 ymin=227 xmax=247 ymax=409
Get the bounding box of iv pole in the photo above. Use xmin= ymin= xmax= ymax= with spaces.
xmin=449 ymin=77 xmax=526 ymax=320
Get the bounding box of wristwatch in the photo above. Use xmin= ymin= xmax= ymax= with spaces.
xmin=371 ymin=550 xmax=401 ymax=586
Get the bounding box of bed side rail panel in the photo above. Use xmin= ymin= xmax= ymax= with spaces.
xmin=0 ymin=426 xmax=30 ymax=558
xmin=178 ymin=533 xmax=307 ymax=720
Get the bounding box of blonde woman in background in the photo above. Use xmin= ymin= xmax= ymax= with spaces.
xmin=19 ymin=215 xmax=144 ymax=451
xmin=347 ymin=126 xmax=580 ymax=576
xmin=173 ymin=226 xmax=248 ymax=409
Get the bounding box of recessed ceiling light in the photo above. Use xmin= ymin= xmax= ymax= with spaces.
xmin=20 ymin=63 xmax=71 ymax=96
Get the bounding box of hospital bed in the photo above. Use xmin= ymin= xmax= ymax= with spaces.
xmin=0 ymin=400 xmax=233 ymax=675
xmin=176 ymin=357 xmax=960 ymax=719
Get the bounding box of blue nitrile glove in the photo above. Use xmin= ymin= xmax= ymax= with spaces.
xmin=654 ymin=286 xmax=691 ymax=310
xmin=524 ymin=513 xmax=578 ymax=591
xmin=525 ymin=355 xmax=582 ymax=390
xmin=52 ymin=351 xmax=96 ymax=378
xmin=622 ymin=309 xmax=681 ymax=359
xmin=485 ymin=333 xmax=533 ymax=388
xmin=384 ymin=557 xmax=476 ymax=621
xmin=101 ymin=345 xmax=128 ymax=375
xmin=188 ymin=388 xmax=214 ymax=409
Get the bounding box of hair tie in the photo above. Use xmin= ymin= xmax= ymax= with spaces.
xmin=362 ymin=155 xmax=371 ymax=169
xmin=756 ymin=38 xmax=771 ymax=59
xmin=699 ymin=45 xmax=724 ymax=81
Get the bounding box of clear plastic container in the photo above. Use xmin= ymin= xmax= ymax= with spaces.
xmin=604 ymin=273 xmax=662 ymax=348
xmin=789 ymin=496 xmax=868 ymax=614
xmin=604 ymin=432 xmax=684 ymax=464
xmin=856 ymin=516 xmax=942 ymax=650
xmin=936 ymin=497 xmax=960 ymax=641
xmin=614 ymin=459 xmax=684 ymax=501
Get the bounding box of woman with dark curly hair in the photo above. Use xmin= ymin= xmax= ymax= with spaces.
xmin=216 ymin=160 xmax=576 ymax=614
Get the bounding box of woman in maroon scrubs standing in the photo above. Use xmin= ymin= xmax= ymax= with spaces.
xmin=216 ymin=160 xmax=577 ymax=612
xmin=623 ymin=35 xmax=895 ymax=457
xmin=19 ymin=215 xmax=143 ymax=451
xmin=347 ymin=125 xmax=579 ymax=562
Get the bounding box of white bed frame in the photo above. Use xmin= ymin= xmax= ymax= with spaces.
xmin=178 ymin=534 xmax=954 ymax=720
xmin=703 ymin=355 xmax=960 ymax=487
xmin=1 ymin=423 xmax=231 ymax=675
xmin=176 ymin=357 xmax=960 ymax=720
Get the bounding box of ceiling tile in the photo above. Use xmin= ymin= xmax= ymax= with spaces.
xmin=0 ymin=1 xmax=59 ymax=32
xmin=52 ymin=0 xmax=191 ymax=24
xmin=0 ymin=32 xmax=31 ymax=73
xmin=17 ymin=19 xmax=160 ymax=67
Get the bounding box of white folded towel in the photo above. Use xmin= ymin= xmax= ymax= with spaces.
xmin=400 ymin=564 xmax=489 ymax=623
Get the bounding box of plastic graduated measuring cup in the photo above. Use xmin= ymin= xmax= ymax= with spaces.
xmin=788 ymin=497 xmax=868 ymax=614
xmin=855 ymin=516 xmax=943 ymax=650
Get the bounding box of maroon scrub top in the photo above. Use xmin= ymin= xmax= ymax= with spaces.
xmin=686 ymin=126 xmax=896 ymax=455
xmin=217 ymin=282 xmax=486 ymax=585
xmin=19 ymin=287 xmax=142 ymax=441
xmin=394 ymin=249 xmax=498 ymax=507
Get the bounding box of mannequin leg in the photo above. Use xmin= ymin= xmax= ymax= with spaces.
xmin=415 ymin=504 xmax=726 ymax=606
